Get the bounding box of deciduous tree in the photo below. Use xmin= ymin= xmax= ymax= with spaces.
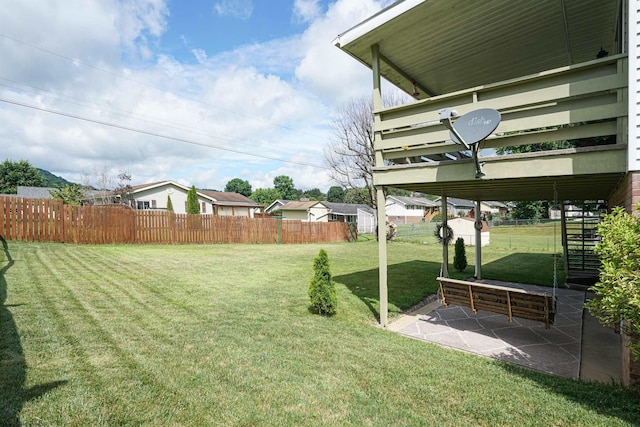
xmin=250 ymin=188 xmax=281 ymax=207
xmin=49 ymin=184 xmax=86 ymax=205
xmin=114 ymin=171 xmax=133 ymax=206
xmin=327 ymin=186 xmax=345 ymax=203
xmin=324 ymin=93 xmax=409 ymax=209
xmin=273 ymin=175 xmax=297 ymax=200
xmin=225 ymin=178 xmax=252 ymax=197
xmin=0 ymin=159 xmax=44 ymax=194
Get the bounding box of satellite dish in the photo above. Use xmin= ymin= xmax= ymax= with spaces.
xmin=449 ymin=108 xmax=501 ymax=147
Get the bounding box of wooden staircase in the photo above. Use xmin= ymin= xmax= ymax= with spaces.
xmin=561 ymin=202 xmax=606 ymax=290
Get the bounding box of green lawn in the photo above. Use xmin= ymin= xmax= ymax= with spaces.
xmin=1 ymin=240 xmax=638 ymax=425
xmin=394 ymin=221 xmax=564 ymax=251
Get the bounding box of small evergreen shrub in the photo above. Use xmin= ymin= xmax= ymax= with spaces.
xmin=186 ymin=185 xmax=200 ymax=214
xmin=453 ymin=237 xmax=468 ymax=273
xmin=308 ymin=249 xmax=337 ymax=315
xmin=166 ymin=195 xmax=174 ymax=212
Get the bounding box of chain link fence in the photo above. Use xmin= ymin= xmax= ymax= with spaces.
xmin=389 ymin=219 xmax=563 ymax=251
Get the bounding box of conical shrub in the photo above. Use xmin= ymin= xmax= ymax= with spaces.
xmin=308 ymin=249 xmax=337 ymax=315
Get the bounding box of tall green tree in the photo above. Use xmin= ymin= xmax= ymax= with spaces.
xmin=166 ymin=195 xmax=174 ymax=212
xmin=0 ymin=159 xmax=44 ymax=194
xmin=343 ymin=188 xmax=371 ymax=206
xmin=49 ymin=184 xmax=86 ymax=205
xmin=273 ymin=175 xmax=297 ymax=200
xmin=250 ymin=188 xmax=281 ymax=207
xmin=186 ymin=185 xmax=200 ymax=214
xmin=327 ymin=186 xmax=345 ymax=203
xmin=302 ymin=188 xmax=324 ymax=201
xmin=511 ymin=200 xmax=545 ymax=220
xmin=224 ymin=178 xmax=252 ymax=197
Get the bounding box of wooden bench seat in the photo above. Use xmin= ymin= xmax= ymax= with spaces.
xmin=437 ymin=277 xmax=555 ymax=329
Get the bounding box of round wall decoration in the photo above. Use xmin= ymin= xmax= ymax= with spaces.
xmin=434 ymin=223 xmax=454 ymax=245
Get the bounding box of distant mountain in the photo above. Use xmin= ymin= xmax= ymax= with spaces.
xmin=37 ymin=168 xmax=75 ymax=188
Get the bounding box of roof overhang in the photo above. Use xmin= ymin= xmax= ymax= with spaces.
xmin=334 ymin=0 xmax=622 ymax=98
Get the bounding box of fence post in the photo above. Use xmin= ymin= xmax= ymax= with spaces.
xmin=276 ymin=216 xmax=283 ymax=244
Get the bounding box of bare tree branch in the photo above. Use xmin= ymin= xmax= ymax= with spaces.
xmin=324 ymin=93 xmax=411 ymax=208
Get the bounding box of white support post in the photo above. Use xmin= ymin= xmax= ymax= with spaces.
xmin=372 ymin=44 xmax=388 ymax=327
xmin=376 ymin=186 xmax=388 ymax=327
xmin=371 ymin=44 xmax=382 ymax=111
xmin=475 ymin=200 xmax=482 ymax=279
xmin=441 ymin=195 xmax=449 ymax=278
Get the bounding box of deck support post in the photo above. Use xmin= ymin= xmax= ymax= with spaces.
xmin=475 ymin=200 xmax=482 ymax=279
xmin=441 ymin=195 xmax=449 ymax=278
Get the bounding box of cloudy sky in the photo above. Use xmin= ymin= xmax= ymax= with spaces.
xmin=0 ymin=0 xmax=395 ymax=192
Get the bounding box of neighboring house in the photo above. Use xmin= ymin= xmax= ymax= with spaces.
xmin=17 ymin=186 xmax=55 ymax=199
xmin=102 ymin=180 xmax=260 ymax=217
xmin=279 ymin=200 xmax=377 ymax=233
xmin=323 ymin=202 xmax=376 ymax=233
xmin=199 ymin=190 xmax=261 ymax=218
xmin=126 ymin=181 xmax=209 ymax=214
xmin=265 ymin=199 xmax=293 ymax=215
xmin=448 ymin=217 xmax=490 ymax=247
xmin=480 ymin=201 xmax=509 ymax=218
xmin=434 ymin=197 xmax=475 ymax=217
xmin=385 ymin=195 xmax=438 ymax=224
xmin=279 ymin=201 xmax=326 ymax=222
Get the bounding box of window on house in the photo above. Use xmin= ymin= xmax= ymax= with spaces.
xmin=201 ymin=202 xmax=206 ymax=213
xmin=137 ymin=201 xmax=150 ymax=210
xmin=152 ymin=200 xmax=157 ymax=208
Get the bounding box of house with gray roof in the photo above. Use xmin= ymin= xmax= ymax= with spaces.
xmin=17 ymin=186 xmax=55 ymax=199
xmin=279 ymin=200 xmax=377 ymax=233
xmin=386 ymin=195 xmax=439 ymax=224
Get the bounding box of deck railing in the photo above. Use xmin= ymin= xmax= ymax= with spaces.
xmin=375 ymin=55 xmax=627 ymax=165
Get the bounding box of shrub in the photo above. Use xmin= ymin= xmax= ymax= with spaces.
xmin=308 ymin=249 xmax=337 ymax=315
xmin=186 ymin=185 xmax=200 ymax=214
xmin=166 ymin=195 xmax=174 ymax=212
xmin=453 ymin=237 xmax=467 ymax=273
xmin=586 ymin=204 xmax=640 ymax=358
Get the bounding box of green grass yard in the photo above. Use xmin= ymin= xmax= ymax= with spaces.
xmin=1 ymin=240 xmax=638 ymax=425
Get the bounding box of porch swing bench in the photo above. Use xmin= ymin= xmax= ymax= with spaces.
xmin=437 ymin=277 xmax=555 ymax=329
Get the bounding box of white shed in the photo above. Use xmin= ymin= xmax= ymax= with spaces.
xmin=448 ymin=217 xmax=490 ymax=247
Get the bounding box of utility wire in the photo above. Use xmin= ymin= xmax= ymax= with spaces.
xmin=0 ymin=96 xmax=328 ymax=170
xmin=0 ymin=78 xmax=301 ymax=157
xmin=0 ymin=33 xmax=328 ymax=142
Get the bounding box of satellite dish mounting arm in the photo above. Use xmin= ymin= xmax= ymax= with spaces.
xmin=439 ymin=108 xmax=470 ymax=150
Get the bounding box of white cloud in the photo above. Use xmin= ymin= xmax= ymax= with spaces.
xmin=213 ymin=0 xmax=254 ymax=20
xmin=192 ymin=48 xmax=208 ymax=64
xmin=0 ymin=0 xmax=394 ymax=193
xmin=293 ymin=0 xmax=322 ymax=23
xmin=294 ymin=0 xmax=388 ymax=105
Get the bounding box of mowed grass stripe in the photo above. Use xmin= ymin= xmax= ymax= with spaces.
xmin=25 ymin=248 xmax=194 ymax=425
xmin=3 ymin=241 xmax=639 ymax=425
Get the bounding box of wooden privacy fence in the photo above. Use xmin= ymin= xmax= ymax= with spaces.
xmin=0 ymin=197 xmax=355 ymax=244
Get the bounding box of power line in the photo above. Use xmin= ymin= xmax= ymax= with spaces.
xmin=0 ymin=96 xmax=329 ymax=170
xmin=0 ymin=33 xmax=329 ymax=142
xmin=0 ymin=78 xmax=303 ymax=158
